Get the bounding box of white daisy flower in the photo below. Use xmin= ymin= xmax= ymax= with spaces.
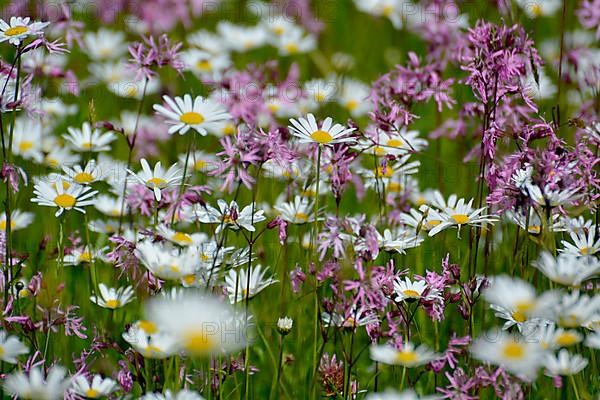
xmin=354 ymin=0 xmax=403 ymax=29
xmin=140 ymin=389 xmax=205 ymax=400
xmin=181 ymin=49 xmax=231 ymax=81
xmin=366 ymin=389 xmax=438 ymax=400
xmin=135 ymin=241 xmax=199 ymax=283
xmin=304 ymin=78 xmax=338 ymax=107
xmin=0 ymin=17 xmax=49 ymax=46
xmin=217 ymin=21 xmax=268 ymax=52
xmin=560 ymin=229 xmax=600 ymax=256
xmin=544 ymin=349 xmax=588 ymax=376
xmin=31 ymin=178 xmax=97 ymax=217
xmin=123 ymin=321 xmax=180 ymax=359
xmin=534 ymin=252 xmax=600 ymax=286
xmin=525 ymin=183 xmax=580 ymax=208
xmin=360 ymin=128 xmax=428 ymax=157
xmin=0 ymin=209 xmax=33 ymax=231
xmin=157 ymin=225 xmax=208 ymax=247
xmin=44 ymin=146 xmax=80 ymax=169
xmin=145 ymin=291 xmax=248 ymax=356
xmin=153 ymin=94 xmax=231 ymax=136
xmin=370 ymin=342 xmax=439 ymax=367
xmin=393 ymin=277 xmax=440 ymax=303
xmin=261 ymin=15 xmax=297 ymax=38
xmin=274 ymin=195 xmax=317 ymax=224
xmin=94 ymin=194 xmax=126 ymax=217
xmin=426 ymin=198 xmax=498 ymax=238
xmin=584 ymin=331 xmax=600 ymax=349
xmin=187 ymin=30 xmax=226 ymax=54
xmin=4 ymin=365 xmax=71 ymax=400
xmin=12 ymin=117 xmax=44 ymax=162
xmin=71 ymin=375 xmax=118 ymax=399
xmin=62 ymin=160 xmax=108 ymax=185
xmin=377 ymin=228 xmax=424 ymax=254
xmin=274 ymin=26 xmax=316 ymax=56
xmin=88 ymin=219 xmax=119 ymax=234
xmin=484 ymin=275 xmax=560 ymax=325
xmin=553 ymin=291 xmax=600 ymax=328
xmin=505 ymin=209 xmax=564 ymax=235
xmin=0 ymin=330 xmax=28 ymax=364
xmin=89 ymin=283 xmax=135 ymax=310
xmin=322 ymin=307 xmax=379 ymax=329
xmin=338 ymin=78 xmax=371 ymax=117
xmin=128 ymin=158 xmax=184 ymax=202
xmin=193 ymin=199 xmax=266 ymax=233
xmin=288 ymin=113 xmax=356 ymax=146
xmin=63 ymin=246 xmax=108 ymax=266
xmin=515 ymin=0 xmax=561 ymax=18
xmin=83 ymin=29 xmax=127 ymax=60
xmin=224 ymin=265 xmax=278 ymax=303
xmin=471 ymin=330 xmax=546 ymax=379
xmin=63 ymin=122 xmax=116 ymax=152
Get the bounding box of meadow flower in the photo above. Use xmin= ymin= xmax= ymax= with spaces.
xmin=217 ymin=21 xmax=268 ymax=52
xmin=544 ymin=349 xmax=588 ymax=376
xmin=128 ymin=158 xmax=183 ymax=201
xmin=123 ymin=322 xmax=180 ymax=359
xmin=534 ymin=252 xmax=600 ymax=286
xmin=560 ymin=229 xmax=600 ymax=256
xmin=361 ymin=128 xmax=428 ymax=157
xmin=338 ymin=78 xmax=371 ymax=117
xmin=394 ymin=277 xmax=440 ymax=303
xmin=0 ymin=330 xmax=28 ymax=363
xmin=153 ymin=94 xmax=231 ymax=136
xmin=277 ymin=316 xmax=293 ymax=335
xmin=12 ymin=117 xmax=44 ymax=162
xmin=370 ymin=342 xmax=439 ymax=367
xmin=365 ymin=389 xmax=437 ymax=400
xmin=471 ymin=331 xmax=546 ymax=379
xmin=584 ymin=331 xmax=600 ymax=349
xmin=44 ymin=146 xmax=80 ymax=169
xmin=71 ymin=375 xmax=118 ymax=398
xmin=376 ymin=228 xmax=424 ymax=255
xmin=89 ymin=283 xmax=135 ymax=310
xmin=83 ymin=29 xmax=127 ymax=60
xmin=484 ymin=275 xmax=559 ymax=329
xmin=426 ymin=198 xmax=497 ymax=238
xmin=0 ymin=209 xmax=33 ymax=231
xmin=322 ymin=307 xmax=379 ymax=329
xmin=140 ymin=390 xmax=205 ymax=400
xmin=0 ymin=17 xmax=49 ymax=46
xmin=288 ymin=113 xmax=356 ymax=146
xmin=144 ymin=291 xmax=248 ymax=356
xmin=224 ymin=265 xmax=278 ymax=303
xmin=31 ymin=179 xmax=97 ymax=217
xmin=135 ymin=241 xmax=199 ymax=283
xmin=64 ymin=246 xmax=108 ymax=266
xmin=525 ymin=183 xmax=581 ymax=208
xmin=194 ymin=200 xmax=265 ymax=233
xmin=274 ymin=195 xmax=317 ymax=224
xmin=274 ymin=26 xmax=316 ymax=56
xmin=95 ymin=194 xmax=126 ymax=217
xmin=552 ymin=291 xmax=600 ymax=328
xmin=62 ymin=160 xmax=107 ymax=185
xmin=181 ymin=49 xmax=231 ymax=81
xmin=63 ymin=122 xmax=116 ymax=152
xmin=157 ymin=225 xmax=207 ymax=247
xmin=4 ymin=365 xmax=71 ymax=400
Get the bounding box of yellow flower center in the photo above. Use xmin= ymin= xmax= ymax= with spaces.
xmin=200 ymin=253 xmax=210 ymax=262
xmin=528 ymin=225 xmax=541 ymax=234
xmin=46 ymin=157 xmax=58 ymax=167
xmin=194 ymin=160 xmax=207 ymax=171
xmin=555 ymin=332 xmax=580 ymax=347
xmin=180 ymin=111 xmax=205 ymax=125
xmin=345 ymin=100 xmax=359 ymax=111
xmin=502 ymin=342 xmax=525 ymax=359
xmin=0 ymin=346 xmax=4 ymax=356
xmin=146 ymin=345 xmax=163 ymax=356
xmin=172 ymin=232 xmax=193 ymax=245
xmin=81 ymin=142 xmax=94 ymax=150
xmin=183 ymin=274 xmax=196 ymax=285
xmin=559 ymin=314 xmax=580 ymax=328
xmin=388 ymin=182 xmax=402 ymax=193
xmin=427 ymin=219 xmax=441 ymax=227
xmin=374 ymin=146 xmax=386 ymax=156
xmin=74 ymin=172 xmax=95 ymax=184
xmin=18 ymin=141 xmax=33 ymax=152
xmin=86 ymin=388 xmax=99 ymax=398
xmin=375 ymin=166 xmax=393 ymax=178
xmin=451 ymin=214 xmax=470 ymax=225
xmin=126 ymin=86 xmax=139 ymax=97
xmin=105 ymin=299 xmax=120 ymax=309
xmin=147 ymin=177 xmax=166 ymax=188
xmin=512 ymin=311 xmax=527 ymax=323
xmin=310 ymin=130 xmax=333 ymax=144
xmin=294 ymin=212 xmax=309 ymax=222
xmin=138 ymin=320 xmax=158 ymax=334
xmin=54 ymin=193 xmax=77 ymax=208
xmin=79 ymin=251 xmax=93 ymax=263
xmin=530 ymin=4 xmax=542 ymax=17
xmin=196 ymin=60 xmax=212 ymax=71
xmin=403 ymin=289 xmax=421 ymax=298
xmin=223 ymin=215 xmax=234 ymax=224
xmin=580 ymin=247 xmax=590 ymax=255
xmin=0 ymin=220 xmax=15 ymax=230
xmin=383 ymin=5 xmax=394 ymax=16
xmin=285 ymin=43 xmax=299 ymax=54
xmin=396 ymin=350 xmax=418 ymax=365
xmin=315 ymin=92 xmax=326 ymax=103
xmin=223 ymin=123 xmax=236 ymax=135
xmin=273 ymin=26 xmax=285 ymax=35
xmin=387 ymin=139 xmax=404 ymax=148
xmin=183 ymin=329 xmax=217 ymax=355
xmin=5 ymin=26 xmax=28 ymax=36
xmin=267 ymin=103 xmax=279 ymax=113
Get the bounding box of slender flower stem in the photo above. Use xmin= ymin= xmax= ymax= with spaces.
xmin=118 ymin=77 xmax=149 ymax=234
xmin=310 ymin=145 xmax=322 ymax=398
xmin=171 ymin=132 xmax=194 ymax=225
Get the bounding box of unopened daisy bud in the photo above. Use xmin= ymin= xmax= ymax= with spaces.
xmin=277 ymin=317 xmax=293 ymax=336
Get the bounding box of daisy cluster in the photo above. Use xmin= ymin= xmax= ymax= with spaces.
xmin=0 ymin=1 xmax=599 ymax=399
